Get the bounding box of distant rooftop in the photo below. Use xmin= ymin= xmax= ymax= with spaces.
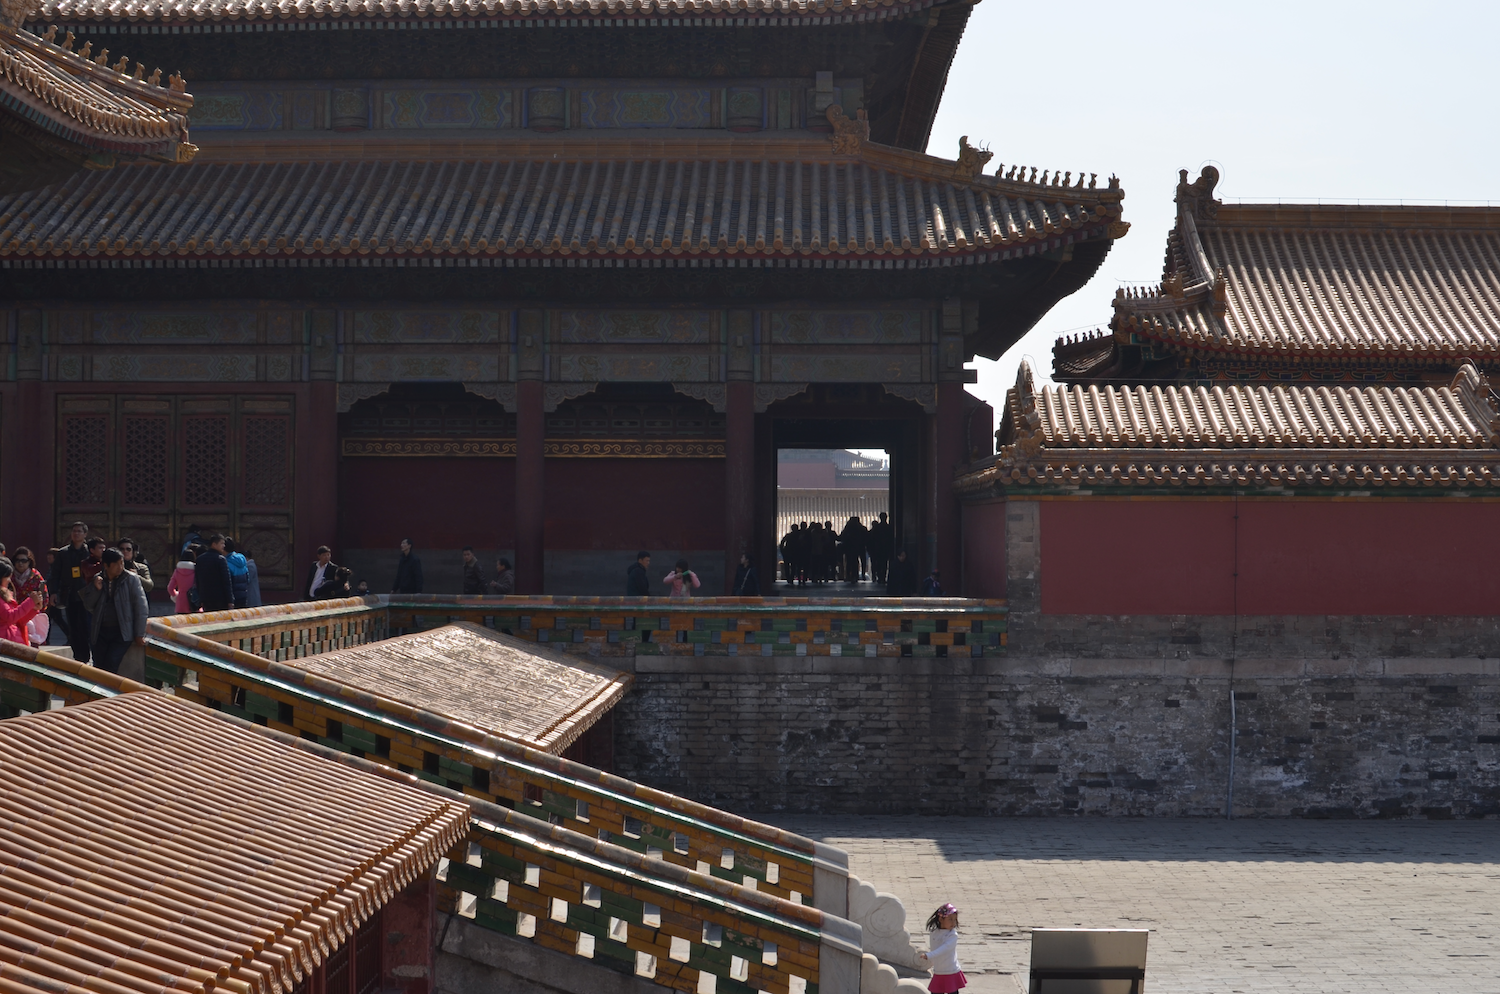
xmin=1055 ymin=166 xmax=1500 ymax=384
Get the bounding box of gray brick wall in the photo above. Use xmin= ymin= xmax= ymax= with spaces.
xmin=612 ymin=654 xmax=1500 ymax=817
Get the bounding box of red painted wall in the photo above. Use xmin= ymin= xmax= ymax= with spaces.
xmin=337 ymin=456 xmax=722 ymax=565
xmin=543 ymin=459 xmax=724 ymax=550
xmin=381 ymin=877 xmax=434 ymax=994
xmin=960 ymin=498 xmax=1007 ymax=599
xmin=1038 ymin=498 xmax=1500 ymax=616
xmin=339 ymin=458 xmax=516 ymax=550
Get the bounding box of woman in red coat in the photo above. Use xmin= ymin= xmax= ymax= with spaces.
xmin=0 ymin=561 xmax=43 ymax=646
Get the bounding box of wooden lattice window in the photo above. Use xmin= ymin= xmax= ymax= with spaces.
xmin=242 ymin=416 xmax=289 ymax=506
xmin=122 ymin=416 xmax=169 ymax=506
xmin=62 ymin=415 xmax=108 ymax=506
xmin=182 ymin=416 xmax=229 ymax=507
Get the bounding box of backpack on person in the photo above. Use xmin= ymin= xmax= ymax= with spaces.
xmin=226 ymin=552 xmax=250 ymax=608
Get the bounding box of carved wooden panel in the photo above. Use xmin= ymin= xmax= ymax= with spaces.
xmin=122 ymin=417 xmax=170 ymax=507
xmin=55 ymin=396 xmax=296 ymax=589
xmin=62 ymin=415 xmax=109 ymax=508
xmin=243 ymin=416 xmax=290 ymax=507
xmin=182 ymin=417 xmax=230 ymax=508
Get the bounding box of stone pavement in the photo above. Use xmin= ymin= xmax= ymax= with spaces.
xmin=772 ymin=817 xmax=1500 ymax=994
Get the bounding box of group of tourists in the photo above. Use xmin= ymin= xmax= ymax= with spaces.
xmin=779 ymin=512 xmax=895 ymax=586
xmin=303 ymin=539 xmax=515 ymax=599
xmin=168 ymin=529 xmax=262 ymax=617
xmin=0 ymin=522 xmax=261 ymax=674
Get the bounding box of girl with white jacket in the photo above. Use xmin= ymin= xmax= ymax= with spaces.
xmin=920 ymin=903 xmax=966 ymax=993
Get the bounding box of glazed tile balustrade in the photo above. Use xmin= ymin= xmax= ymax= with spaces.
xmin=149 ymin=595 xmax=1007 ymax=662
xmin=0 ymin=639 xmax=145 ymax=716
xmin=143 ymin=600 xmax=839 ymax=910
xmin=152 ymin=597 xmax=389 ymax=661
xmin=439 ymin=798 xmax=859 ymax=994
xmin=385 ymin=594 xmax=1008 ymax=659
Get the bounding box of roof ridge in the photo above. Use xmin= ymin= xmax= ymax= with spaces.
xmin=34 ymin=0 xmax=956 ymax=25
xmin=180 ymin=132 xmax=1124 ymax=203
xmin=16 ymin=21 xmax=192 ymax=110
xmin=1450 ymin=361 xmax=1500 ymax=441
xmin=1171 ymin=165 xmax=1219 ymax=284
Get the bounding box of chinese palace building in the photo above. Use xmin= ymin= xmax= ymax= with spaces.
xmin=960 ymin=167 xmax=1500 ymax=646
xmin=1 ymin=0 xmax=1128 ymax=597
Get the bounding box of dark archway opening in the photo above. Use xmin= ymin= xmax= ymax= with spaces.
xmin=756 ymin=386 xmax=929 ymax=595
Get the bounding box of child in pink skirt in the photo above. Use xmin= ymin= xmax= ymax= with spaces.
xmin=920 ymin=903 xmax=966 ymax=993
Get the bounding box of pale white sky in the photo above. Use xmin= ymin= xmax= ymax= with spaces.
xmin=927 ymin=0 xmax=1500 ymax=415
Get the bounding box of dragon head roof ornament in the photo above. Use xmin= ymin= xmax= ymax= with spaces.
xmin=954 ymin=136 xmax=993 ymax=181
xmin=1176 ymin=164 xmax=1221 ymax=221
xmin=997 ymin=359 xmax=1045 ymax=464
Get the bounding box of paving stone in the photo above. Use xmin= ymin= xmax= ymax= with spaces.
xmin=772 ymin=816 xmax=1500 ymax=994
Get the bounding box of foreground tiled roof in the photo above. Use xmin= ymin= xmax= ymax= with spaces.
xmin=961 ymin=359 xmax=1500 ymax=493
xmin=0 ymin=141 xmax=1124 ymax=266
xmin=0 ymin=692 xmax=468 ymax=994
xmin=291 ymin=621 xmax=631 ymax=752
xmin=0 ymin=692 xmax=469 ymax=994
xmin=36 ymin=0 xmax=949 ymax=26
xmin=0 ymin=21 xmax=193 ymax=161
xmin=1066 ymin=166 xmax=1500 ymax=380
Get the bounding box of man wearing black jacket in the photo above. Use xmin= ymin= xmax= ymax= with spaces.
xmin=626 ymin=551 xmax=651 ymax=595
xmin=392 ymin=538 xmax=423 ymax=594
xmin=48 ymin=521 xmax=92 ymax=662
xmin=886 ymin=550 xmax=918 ymax=597
xmin=194 ymin=535 xmax=234 ymax=613
xmin=305 ymin=546 xmax=336 ymax=600
xmin=732 ymin=554 xmax=760 ymax=596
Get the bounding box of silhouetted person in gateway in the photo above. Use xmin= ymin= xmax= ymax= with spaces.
xmin=867 ymin=512 xmax=893 ymax=586
xmin=886 ymin=549 xmax=918 ymax=597
xmin=779 ymin=525 xmax=800 ymax=583
xmin=807 ymin=522 xmax=828 ymax=584
xmin=839 ymin=516 xmax=868 ymax=585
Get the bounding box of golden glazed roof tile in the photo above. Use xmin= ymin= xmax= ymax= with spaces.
xmin=0 ymin=19 xmax=193 ymax=160
xmin=287 ymin=621 xmax=631 ymax=753
xmin=37 ymin=0 xmax=950 ymax=26
xmin=0 ymin=143 xmax=1123 ymax=264
xmin=1110 ymin=167 xmax=1500 ymax=365
xmin=963 ymin=358 xmax=1500 ymax=492
xmin=0 ymin=692 xmax=470 ymax=994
